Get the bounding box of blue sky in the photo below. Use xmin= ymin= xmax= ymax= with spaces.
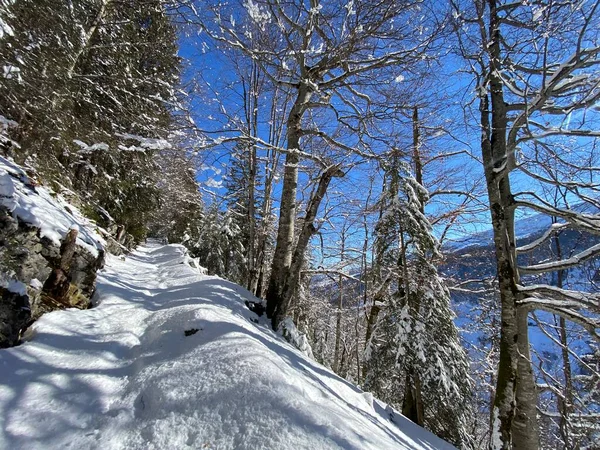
xmin=173 ymin=2 xmax=600 ymax=258
xmin=176 ymin=25 xmax=495 ymax=255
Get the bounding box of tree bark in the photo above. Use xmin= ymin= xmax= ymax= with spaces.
xmin=245 ymin=63 xmax=259 ymax=292
xmin=402 ymin=370 xmax=425 ymax=426
xmin=402 ymin=107 xmax=425 ymax=427
xmin=253 ymin=146 xmax=277 ymax=298
xmin=334 ymin=232 xmax=345 ymax=373
xmin=273 ymin=164 xmax=344 ymax=330
xmin=553 ymin=232 xmax=574 ymax=448
xmin=67 ymin=0 xmax=111 ymax=78
xmin=265 ymin=83 xmax=312 ymax=327
xmin=412 ymin=107 xmax=423 ymax=188
xmin=558 ymin=314 xmax=574 ymax=449
xmin=513 ymin=309 xmax=538 ymax=450
xmin=485 ymin=1 xmax=539 ymax=448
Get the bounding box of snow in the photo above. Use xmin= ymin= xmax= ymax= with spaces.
xmin=0 ymin=272 xmax=27 ymax=296
xmin=0 ymin=115 xmax=17 ymax=129
xmin=344 ymin=0 xmax=356 ymax=15
xmin=2 ymin=65 xmax=20 ymax=81
xmin=73 ymin=140 xmax=110 ymax=153
xmin=0 ymin=156 xmax=104 ymax=256
xmin=0 ymin=115 xmax=18 ymax=148
xmin=532 ymin=6 xmax=545 ymax=22
xmin=114 ymin=133 xmax=171 ymax=151
xmin=490 ymin=407 xmax=502 ymax=450
xmin=0 ymin=242 xmax=455 ymax=450
xmin=278 ymin=317 xmax=314 ymax=359
xmin=0 ymin=19 xmax=13 ymax=39
xmin=29 ymin=279 xmax=43 ymax=290
xmin=243 ymin=0 xmax=271 ymax=29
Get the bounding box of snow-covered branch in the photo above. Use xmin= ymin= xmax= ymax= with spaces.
xmin=516 ymin=222 xmax=569 ymax=253
xmin=519 ymin=242 xmax=600 ymax=275
xmin=517 ymin=284 xmax=600 ymax=311
xmin=518 ymin=298 xmax=600 ymax=340
xmin=513 ymin=196 xmax=600 ymax=236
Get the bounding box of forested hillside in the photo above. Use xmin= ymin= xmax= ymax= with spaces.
xmin=1 ymin=1 xmax=599 ymax=449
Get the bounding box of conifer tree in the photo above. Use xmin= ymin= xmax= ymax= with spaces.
xmin=0 ymin=0 xmax=181 ymax=240
xmin=150 ymin=146 xmax=203 ymax=244
xmin=364 ymin=150 xmax=474 ymax=448
xmin=189 ymin=205 xmax=246 ymax=282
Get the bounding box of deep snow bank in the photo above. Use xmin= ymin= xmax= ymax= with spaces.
xmin=0 ymin=243 xmax=455 ymax=449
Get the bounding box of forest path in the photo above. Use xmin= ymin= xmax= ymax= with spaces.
xmin=0 ymin=243 xmax=455 ymax=450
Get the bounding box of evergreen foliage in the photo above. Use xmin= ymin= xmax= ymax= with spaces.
xmin=150 ymin=147 xmax=204 ymax=244
xmin=187 ymin=205 xmax=246 ymax=282
xmin=0 ymin=0 xmax=181 ymax=240
xmin=0 ymin=0 xmax=596 ymax=446
xmin=223 ymin=143 xmax=257 ymax=285
xmin=364 ymin=155 xmax=474 ymax=448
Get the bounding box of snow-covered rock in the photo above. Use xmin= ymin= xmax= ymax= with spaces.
xmin=0 ymin=156 xmax=105 ymax=347
xmin=0 ymin=156 xmax=104 ymax=256
xmin=0 ymin=243 xmax=456 ymax=449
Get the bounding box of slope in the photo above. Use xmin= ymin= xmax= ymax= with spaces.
xmin=0 ymin=242 xmax=455 ymax=450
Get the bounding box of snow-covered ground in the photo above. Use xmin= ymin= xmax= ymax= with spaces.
xmin=0 ymin=243 xmax=455 ymax=450
xmin=0 ymin=155 xmax=104 ymax=257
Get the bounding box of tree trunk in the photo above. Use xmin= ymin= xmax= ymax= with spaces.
xmin=242 ymin=62 xmax=261 ymax=292
xmin=402 ymin=107 xmax=425 ymax=427
xmin=67 ymin=0 xmax=111 ymax=78
xmin=265 ymin=84 xmax=312 ymax=324
xmin=363 ymin=178 xmax=386 ymax=381
xmin=250 ymin=89 xmax=281 ymax=297
xmin=273 ymin=164 xmax=344 ymax=330
xmin=412 ymin=107 xmax=423 ymax=188
xmin=402 ymin=370 xmax=425 ymax=426
xmin=485 ymin=2 xmax=539 ymax=447
xmin=334 ymin=234 xmax=345 ymax=373
xmin=363 ymin=277 xmax=391 ymax=350
xmin=252 ymin=147 xmax=277 ymax=298
xmin=513 ymin=309 xmax=539 ymax=450
xmin=247 ymin=145 xmax=256 ymax=290
xmin=333 ymin=273 xmax=343 ymax=372
xmin=558 ymin=316 xmax=574 ymax=449
xmin=553 ymin=232 xmax=574 ymax=448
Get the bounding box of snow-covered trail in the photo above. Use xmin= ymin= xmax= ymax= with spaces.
xmin=0 ymin=243 xmax=455 ymax=449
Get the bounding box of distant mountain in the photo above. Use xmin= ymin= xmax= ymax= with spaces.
xmin=444 ymin=201 xmax=599 ymax=253
xmin=442 ymin=210 xmax=599 ymax=295
xmin=441 ymin=207 xmax=597 ymax=411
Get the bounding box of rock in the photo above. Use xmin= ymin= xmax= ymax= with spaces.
xmin=245 ymin=300 xmax=265 ymax=317
xmin=97 ymin=224 xmax=136 ymax=256
xmin=0 ymin=286 xmax=30 ymax=348
xmin=42 ymin=228 xmax=79 ymax=304
xmin=104 ymin=236 xmax=126 ymax=256
xmin=0 ymin=210 xmax=104 ymax=346
xmin=0 ymin=156 xmax=108 ymax=347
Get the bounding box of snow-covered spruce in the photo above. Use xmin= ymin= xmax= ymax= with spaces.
xmin=364 ymin=156 xmax=473 ymax=447
xmin=0 ymin=242 xmax=456 ymax=449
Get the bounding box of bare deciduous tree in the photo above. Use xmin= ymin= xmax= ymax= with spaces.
xmin=187 ymin=0 xmax=443 ymax=329
xmin=452 ymin=0 xmax=600 ymax=447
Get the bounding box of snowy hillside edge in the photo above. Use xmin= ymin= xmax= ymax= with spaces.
xmin=0 ymin=243 xmax=456 ymax=449
xmin=0 ymin=155 xmax=109 ymax=347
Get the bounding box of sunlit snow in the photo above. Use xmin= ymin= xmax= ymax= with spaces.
xmin=0 ymin=242 xmax=455 ymax=450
